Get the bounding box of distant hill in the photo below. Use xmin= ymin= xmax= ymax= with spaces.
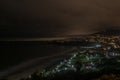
xmin=93 ymin=29 xmax=120 ymax=36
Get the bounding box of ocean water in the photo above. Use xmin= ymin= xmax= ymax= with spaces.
xmin=0 ymin=41 xmax=68 ymax=71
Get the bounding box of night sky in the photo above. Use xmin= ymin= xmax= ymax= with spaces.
xmin=1 ymin=0 xmax=120 ymax=38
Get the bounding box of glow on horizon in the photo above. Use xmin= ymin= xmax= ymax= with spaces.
xmin=0 ymin=37 xmax=69 ymax=41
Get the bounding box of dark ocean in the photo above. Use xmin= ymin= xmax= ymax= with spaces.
xmin=0 ymin=41 xmax=68 ymax=71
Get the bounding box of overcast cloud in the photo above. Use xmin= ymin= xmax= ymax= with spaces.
xmin=0 ymin=0 xmax=120 ymax=37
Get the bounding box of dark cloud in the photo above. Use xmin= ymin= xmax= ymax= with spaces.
xmin=1 ymin=0 xmax=120 ymax=37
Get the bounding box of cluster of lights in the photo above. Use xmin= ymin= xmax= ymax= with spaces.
xmin=39 ymin=39 xmax=120 ymax=78
xmin=41 ymin=53 xmax=79 ymax=77
xmin=41 ymin=51 xmax=105 ymax=77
